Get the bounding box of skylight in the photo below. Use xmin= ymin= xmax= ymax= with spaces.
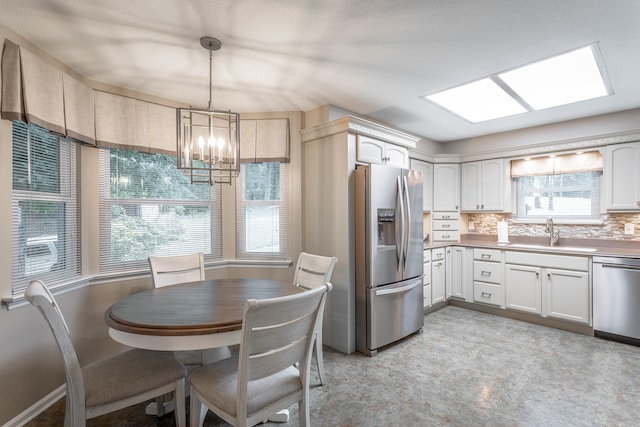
xmin=422 ymin=44 xmax=611 ymax=123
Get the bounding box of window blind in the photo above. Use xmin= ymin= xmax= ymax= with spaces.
xmin=11 ymin=121 xmax=81 ymax=295
xmin=236 ymin=162 xmax=287 ymax=259
xmin=511 ymin=151 xmax=603 ymax=177
xmin=98 ymin=148 xmax=222 ymax=275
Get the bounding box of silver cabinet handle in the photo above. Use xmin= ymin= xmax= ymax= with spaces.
xmin=481 ymin=271 xmax=491 ymax=276
xmin=442 ymin=224 xmax=450 ymax=228
xmin=481 ymin=292 xmax=492 ymax=298
xmin=481 ymin=254 xmax=491 ymax=259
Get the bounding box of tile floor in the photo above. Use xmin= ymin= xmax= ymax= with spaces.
xmin=26 ymin=305 xmax=640 ymax=426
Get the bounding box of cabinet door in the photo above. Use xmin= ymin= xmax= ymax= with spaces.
xmin=605 ymin=142 xmax=640 ymax=210
xmin=505 ymin=264 xmax=541 ymax=314
xmin=385 ymin=144 xmax=409 ymax=168
xmin=543 ymin=268 xmax=590 ymax=324
xmin=356 ymin=135 xmax=385 ymax=164
xmin=433 ymin=164 xmax=460 ymax=211
xmin=461 ymin=162 xmax=481 ymax=211
xmin=431 ymin=259 xmax=446 ymax=304
xmin=410 ymin=159 xmax=433 ymax=211
xmin=449 ymin=246 xmax=467 ymax=300
xmin=480 ymin=159 xmax=504 ymax=211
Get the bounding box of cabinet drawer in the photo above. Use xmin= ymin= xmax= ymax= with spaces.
xmin=431 ymin=247 xmax=445 ymax=261
xmin=505 ymin=251 xmax=589 ymax=271
xmin=473 ymin=260 xmax=502 ymax=284
xmin=433 ymin=220 xmax=458 ymax=231
xmin=433 ymin=231 xmax=460 ymax=241
xmin=474 ymin=282 xmax=502 ymax=307
xmin=473 ymin=248 xmax=501 ymax=262
xmin=433 ymin=212 xmax=460 ymax=220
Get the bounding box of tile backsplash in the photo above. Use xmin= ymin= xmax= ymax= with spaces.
xmin=466 ymin=212 xmax=640 ymax=240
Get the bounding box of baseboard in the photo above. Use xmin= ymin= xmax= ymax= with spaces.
xmin=6 ymin=384 xmax=65 ymax=427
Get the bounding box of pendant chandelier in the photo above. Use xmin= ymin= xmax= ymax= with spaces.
xmin=177 ymin=36 xmax=240 ymax=185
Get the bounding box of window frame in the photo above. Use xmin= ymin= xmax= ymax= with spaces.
xmin=11 ymin=121 xmax=81 ymax=296
xmin=98 ymin=147 xmax=223 ymax=275
xmin=236 ymin=162 xmax=287 ymax=259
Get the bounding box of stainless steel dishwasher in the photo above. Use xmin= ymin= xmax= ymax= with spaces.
xmin=593 ymin=256 xmax=640 ymax=345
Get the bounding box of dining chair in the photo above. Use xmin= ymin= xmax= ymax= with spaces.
xmin=148 ymin=252 xmax=206 ymax=288
xmin=188 ymin=282 xmax=332 ymax=427
xmin=292 ymin=252 xmax=338 ymax=385
xmin=148 ymin=253 xmax=231 ymax=365
xmin=25 ymin=280 xmax=187 ymax=427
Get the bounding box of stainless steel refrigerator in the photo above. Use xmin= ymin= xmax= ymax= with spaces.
xmin=355 ymin=164 xmax=424 ymax=356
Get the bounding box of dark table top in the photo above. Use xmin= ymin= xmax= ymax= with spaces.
xmin=105 ymin=278 xmax=302 ymax=336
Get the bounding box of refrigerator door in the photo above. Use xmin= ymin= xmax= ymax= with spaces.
xmin=367 ymin=164 xmax=405 ymax=287
xmin=402 ymin=169 xmax=424 ymax=280
xmin=365 ymin=277 xmax=424 ymax=355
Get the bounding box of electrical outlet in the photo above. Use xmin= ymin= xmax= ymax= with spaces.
xmin=468 ymin=221 xmax=475 ymax=231
xmin=624 ymin=223 xmax=635 ymax=235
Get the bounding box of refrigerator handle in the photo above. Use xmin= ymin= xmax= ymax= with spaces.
xmin=402 ymin=176 xmax=411 ymax=268
xmin=396 ymin=176 xmax=404 ymax=272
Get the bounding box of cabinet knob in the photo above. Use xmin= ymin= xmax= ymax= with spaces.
xmin=481 ymin=204 xmax=484 ymax=209
xmin=476 ymin=204 xmax=479 ymax=209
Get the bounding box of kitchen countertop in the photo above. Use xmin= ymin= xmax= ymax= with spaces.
xmin=424 ymin=234 xmax=640 ymax=258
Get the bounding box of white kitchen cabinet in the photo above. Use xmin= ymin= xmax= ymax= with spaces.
xmin=410 ymin=159 xmax=433 ymax=211
xmin=357 ymin=134 xmax=409 ymax=168
xmin=447 ymin=246 xmax=471 ymax=300
xmin=461 ymin=159 xmax=504 ymax=212
xmin=423 ymin=249 xmax=432 ymax=308
xmin=605 ymin=142 xmax=640 ymax=211
xmin=431 ymin=248 xmax=446 ymax=304
xmin=544 ymin=268 xmax=590 ymax=324
xmin=505 ymin=251 xmax=591 ymax=325
xmin=505 ymin=264 xmax=542 ymax=314
xmin=433 ymin=163 xmax=460 ymax=211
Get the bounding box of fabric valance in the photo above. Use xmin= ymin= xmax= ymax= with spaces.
xmin=239 ymin=118 xmax=290 ymax=163
xmin=94 ymin=91 xmax=176 ymax=155
xmin=511 ymin=151 xmax=603 ymax=177
xmin=1 ymin=39 xmax=96 ymax=145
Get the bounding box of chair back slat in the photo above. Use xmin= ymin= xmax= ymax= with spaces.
xmin=148 ymin=253 xmax=205 ymax=288
xmin=293 ymin=252 xmax=337 ymax=290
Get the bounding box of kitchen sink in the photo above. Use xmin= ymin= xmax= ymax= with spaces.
xmin=508 ymin=243 xmax=597 ymax=253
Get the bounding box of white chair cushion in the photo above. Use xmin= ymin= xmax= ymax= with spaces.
xmin=83 ymin=349 xmax=187 ymax=407
xmin=188 ymin=355 xmax=301 ymax=416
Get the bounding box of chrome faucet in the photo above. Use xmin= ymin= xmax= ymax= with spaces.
xmin=545 ymin=217 xmax=560 ymax=246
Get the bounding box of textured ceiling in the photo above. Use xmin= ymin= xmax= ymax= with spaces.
xmin=0 ymin=0 xmax=639 ymax=142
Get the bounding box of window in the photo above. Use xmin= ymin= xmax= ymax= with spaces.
xmin=236 ymin=162 xmax=287 ymax=259
xmin=99 ymin=148 xmax=222 ymax=274
xmin=12 ymin=121 xmax=80 ymax=295
xmin=512 ymin=151 xmax=603 ymax=221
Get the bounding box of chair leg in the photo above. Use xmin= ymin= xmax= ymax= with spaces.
xmin=175 ymin=378 xmax=186 ymax=427
xmin=314 ymin=332 xmax=326 ymax=385
xmin=189 ymin=389 xmax=207 ymax=427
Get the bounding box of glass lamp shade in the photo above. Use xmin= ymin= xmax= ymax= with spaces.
xmin=176 ymin=107 xmax=240 ymax=184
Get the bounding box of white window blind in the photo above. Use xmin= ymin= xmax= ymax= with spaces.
xmin=99 ymin=148 xmax=222 ymax=274
xmin=236 ymin=162 xmax=287 ymax=259
xmin=12 ymin=121 xmax=80 ymax=295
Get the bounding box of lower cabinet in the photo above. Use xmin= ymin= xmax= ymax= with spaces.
xmin=423 ymin=249 xmax=432 ymax=308
xmin=505 ymin=251 xmax=591 ymax=325
xmin=431 ymin=248 xmax=446 ymax=304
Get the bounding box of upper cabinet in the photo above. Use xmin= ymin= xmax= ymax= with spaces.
xmin=356 ymin=135 xmax=409 ymax=168
xmin=410 ymin=159 xmax=433 ymax=212
xmin=433 ymin=163 xmax=460 ymax=211
xmin=461 ymin=159 xmax=504 ymax=212
xmin=605 ymin=142 xmax=640 ymax=211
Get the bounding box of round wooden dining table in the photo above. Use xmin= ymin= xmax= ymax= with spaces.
xmin=105 ymin=278 xmax=303 ymax=351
